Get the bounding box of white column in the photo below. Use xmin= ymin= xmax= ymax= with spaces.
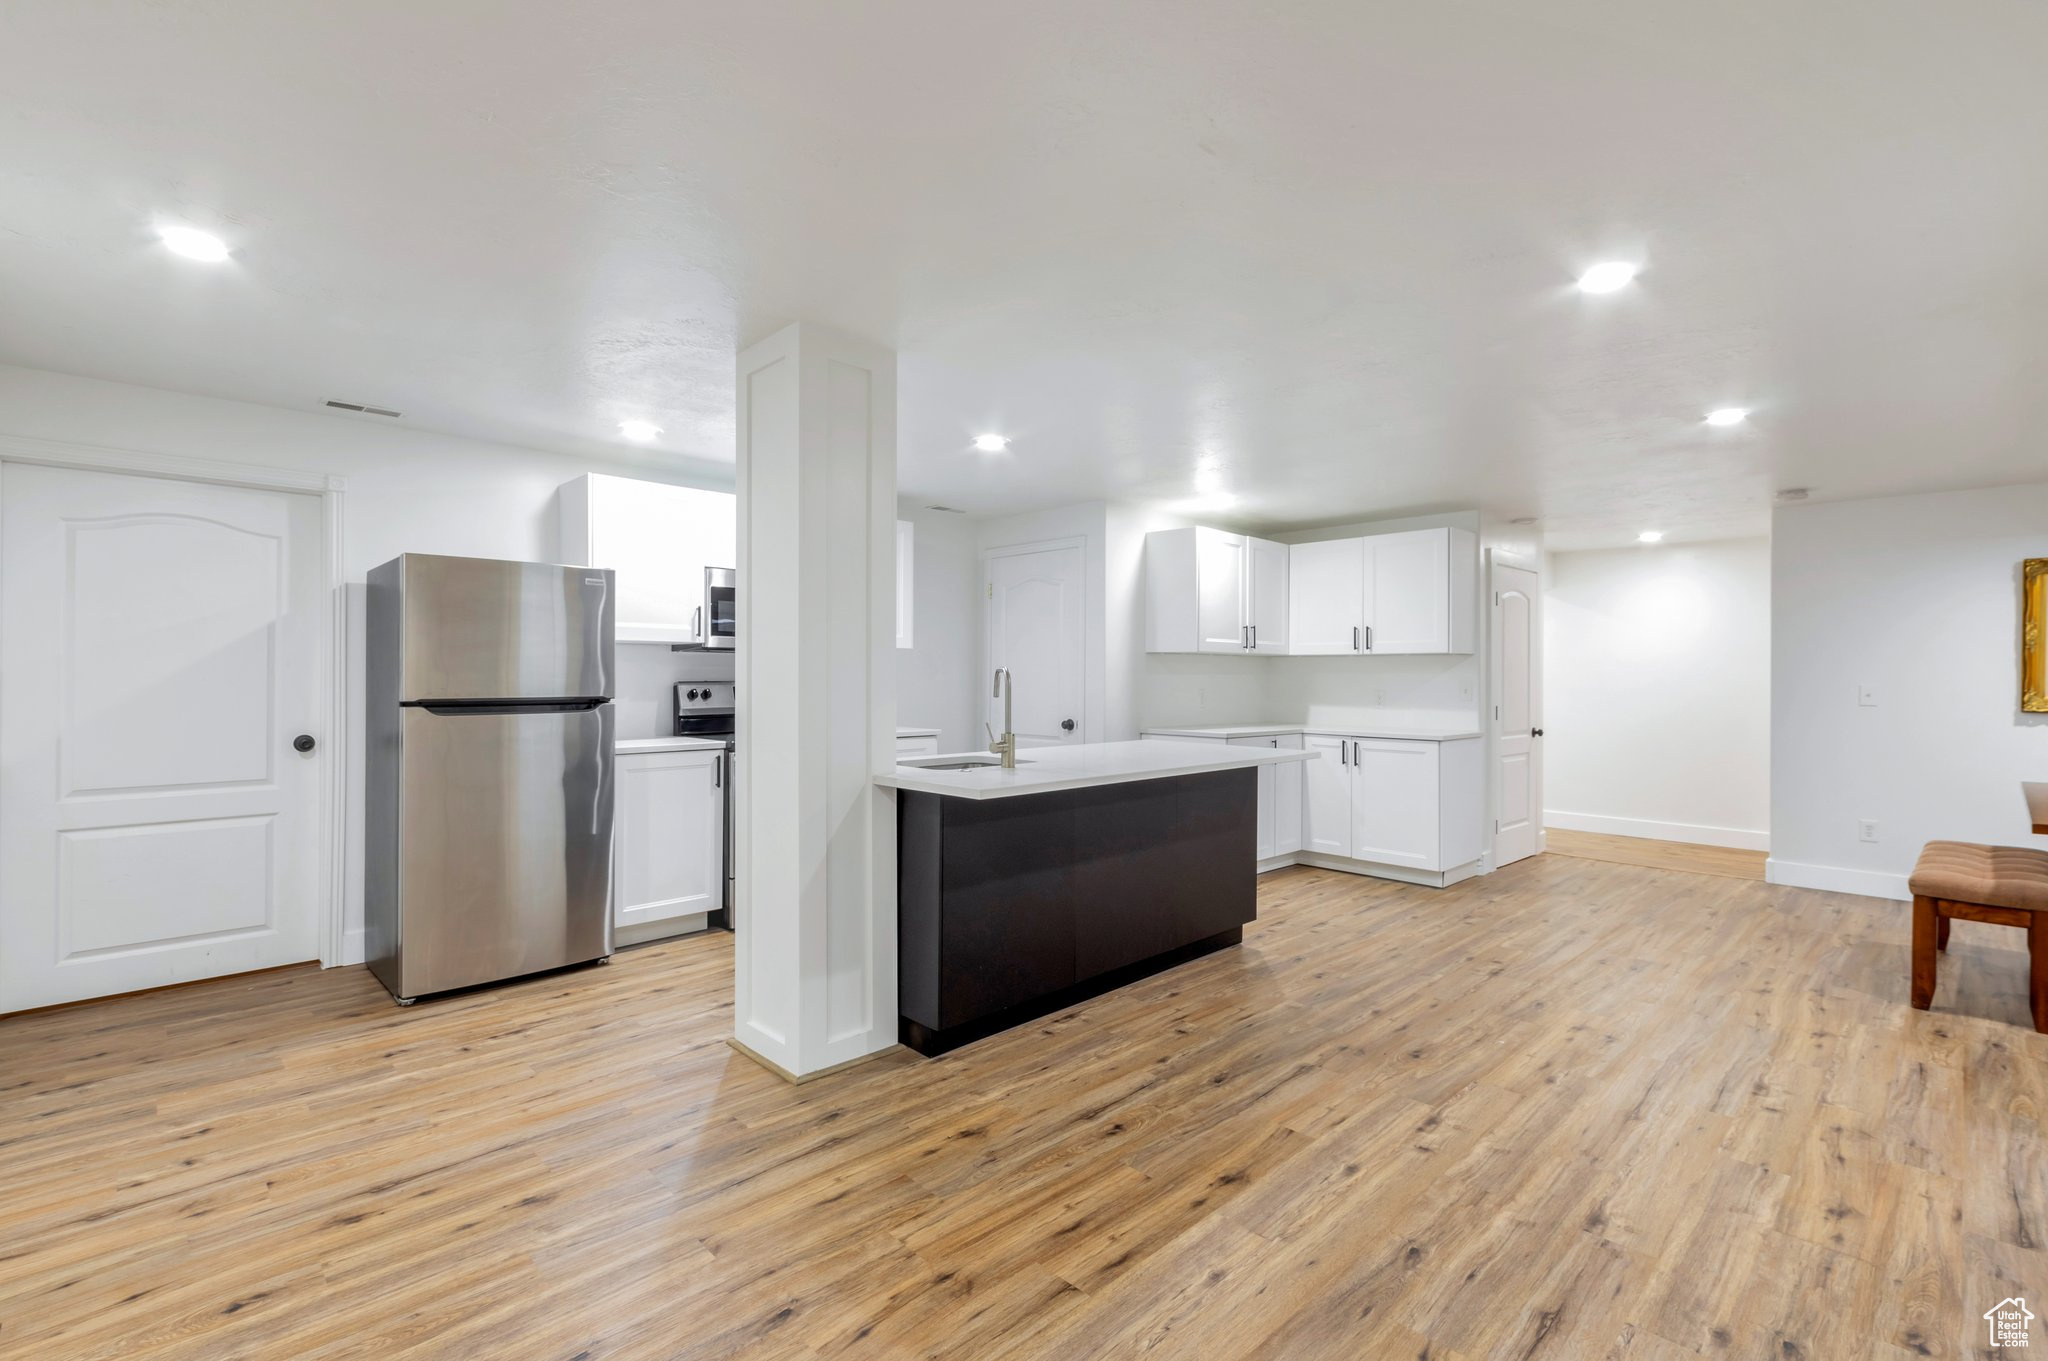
xmin=733 ymin=322 xmax=898 ymax=1079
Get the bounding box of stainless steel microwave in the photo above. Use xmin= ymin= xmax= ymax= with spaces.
xmin=702 ymin=566 xmax=736 ymax=651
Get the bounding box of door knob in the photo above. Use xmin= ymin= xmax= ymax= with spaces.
xmin=1532 ymin=728 xmax=1544 ymax=737
xmin=1061 ymin=719 xmax=1076 ymax=731
xmin=293 ymin=734 xmax=316 ymax=753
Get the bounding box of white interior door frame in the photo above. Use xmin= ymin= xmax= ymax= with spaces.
xmin=0 ymin=433 xmax=350 ymax=969
xmin=982 ymin=535 xmax=1089 ymax=745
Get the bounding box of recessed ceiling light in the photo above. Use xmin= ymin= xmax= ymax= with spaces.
xmin=157 ymin=224 xmax=230 ymax=263
xmin=1705 ymin=407 xmax=1749 ymax=427
xmin=1511 ymin=516 xmax=1539 ymax=526
xmin=1776 ymin=488 xmax=1809 ymax=502
xmin=973 ymin=433 xmax=1009 ymax=453
xmin=618 ymin=420 xmax=662 ymax=442
xmin=1575 ymin=261 xmax=1638 ymax=294
xmin=1637 ymin=530 xmax=1664 ymax=544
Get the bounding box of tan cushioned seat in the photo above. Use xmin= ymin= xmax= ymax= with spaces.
xmin=1909 ymin=841 xmax=2048 ymax=914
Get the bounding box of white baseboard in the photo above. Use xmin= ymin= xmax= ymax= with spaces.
xmin=1543 ymin=810 xmax=1769 ymax=852
xmin=1764 ymin=858 xmax=1910 ymax=901
xmin=339 ymin=928 xmax=365 ymax=967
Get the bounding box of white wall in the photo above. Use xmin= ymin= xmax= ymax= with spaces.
xmin=1544 ymin=538 xmax=1771 ymax=850
xmin=894 ymin=503 xmax=979 ymax=750
xmin=1773 ymin=485 xmax=2048 ymax=898
xmin=0 ymin=361 xmax=734 ymax=961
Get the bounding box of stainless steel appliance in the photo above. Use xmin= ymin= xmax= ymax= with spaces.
xmin=365 ymin=554 xmax=617 ymax=1003
xmin=701 ymin=567 xmax=736 ymax=651
xmin=675 ymin=680 xmax=737 ymax=929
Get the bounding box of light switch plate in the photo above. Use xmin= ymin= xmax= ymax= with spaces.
xmin=1858 ymin=819 xmax=1879 ymax=843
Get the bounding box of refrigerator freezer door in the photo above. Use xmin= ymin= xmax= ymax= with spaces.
xmin=385 ymin=702 xmax=614 ymax=998
xmin=393 ymin=554 xmax=614 ymax=702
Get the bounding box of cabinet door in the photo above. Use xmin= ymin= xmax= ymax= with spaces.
xmin=1367 ymin=529 xmax=1449 ymax=654
xmin=1247 ymin=537 xmax=1290 ymax=653
xmin=565 ymin=475 xmax=736 ymax=645
xmin=613 ymin=748 xmax=724 ymax=928
xmin=1288 ymin=538 xmax=1364 ymax=654
xmin=1195 ymin=529 xmax=1249 ymax=653
xmin=895 ymin=734 xmax=940 ymax=758
xmin=1350 ymin=738 xmax=1440 ymax=869
xmin=1301 ymin=734 xmax=1353 ymax=858
xmin=1272 ymin=735 xmax=1304 ymax=854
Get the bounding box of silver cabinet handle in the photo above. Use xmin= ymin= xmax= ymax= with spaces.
xmin=1251 ymin=624 xmax=1257 ymax=650
xmin=714 ymin=754 xmax=721 ymax=788
xmin=694 ymin=605 xmax=704 ymax=639
xmin=1363 ymin=626 xmax=1372 ymax=651
xmin=1353 ymin=625 xmax=1359 ymax=651
xmin=1242 ymin=625 xmax=1249 ymax=649
xmin=1339 ymin=739 xmax=1347 ymax=766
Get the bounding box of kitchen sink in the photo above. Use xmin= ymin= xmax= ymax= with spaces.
xmin=900 ymin=754 xmax=1033 ymax=771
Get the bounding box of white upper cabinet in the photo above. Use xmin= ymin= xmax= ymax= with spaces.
xmin=1147 ymin=526 xmax=1289 ymax=654
xmin=1194 ymin=529 xmax=1247 ymax=652
xmin=1288 ymin=538 xmax=1366 ymax=654
xmin=559 ymin=473 xmax=734 ymax=645
xmin=1247 ymin=537 xmax=1289 ymax=653
xmin=1285 ymin=527 xmax=1476 ymax=655
xmin=895 ymin=519 xmax=914 ymax=650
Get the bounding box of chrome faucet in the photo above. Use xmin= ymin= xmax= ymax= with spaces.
xmin=986 ymin=668 xmax=1017 ymax=768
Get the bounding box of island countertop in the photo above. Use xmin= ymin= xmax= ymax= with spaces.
xmin=876 ymin=738 xmax=1312 ymax=801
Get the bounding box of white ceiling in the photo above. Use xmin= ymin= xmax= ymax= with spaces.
xmin=4 ymin=1 xmax=2047 ymax=548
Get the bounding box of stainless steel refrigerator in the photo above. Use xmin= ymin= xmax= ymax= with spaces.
xmin=365 ymin=554 xmax=616 ymax=1003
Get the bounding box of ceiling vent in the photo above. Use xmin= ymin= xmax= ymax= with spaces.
xmin=326 ymin=400 xmax=402 ymax=418
xmin=1775 ymin=487 xmax=1810 ymax=502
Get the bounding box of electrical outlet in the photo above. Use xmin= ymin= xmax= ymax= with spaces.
xmin=1858 ymin=685 xmax=1878 ymax=707
xmin=1858 ymin=819 xmax=1879 ymax=843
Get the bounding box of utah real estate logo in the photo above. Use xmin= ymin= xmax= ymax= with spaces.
xmin=1986 ymin=1297 xmax=2033 ymax=1348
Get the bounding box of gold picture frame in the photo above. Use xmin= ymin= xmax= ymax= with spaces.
xmin=2027 ymin=559 xmax=2048 ymax=711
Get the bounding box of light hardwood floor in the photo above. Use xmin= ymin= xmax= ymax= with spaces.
xmin=1544 ymin=827 xmax=1768 ymax=881
xmin=3 ymin=853 xmax=2043 ymax=1360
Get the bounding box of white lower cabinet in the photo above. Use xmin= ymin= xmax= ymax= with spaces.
xmin=1138 ymin=729 xmax=1482 ymax=884
xmin=614 ymin=746 xmax=725 ymax=942
xmin=1301 ymin=733 xmax=1354 ymax=858
xmin=1228 ymin=733 xmax=1302 ymax=860
xmin=1303 ymin=733 xmax=1483 ymax=877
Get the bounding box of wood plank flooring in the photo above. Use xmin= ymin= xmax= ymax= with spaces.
xmin=1545 ymin=826 xmax=1769 ymax=880
xmin=3 ymin=852 xmax=2044 ymax=1359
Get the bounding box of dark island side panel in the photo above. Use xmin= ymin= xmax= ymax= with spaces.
xmin=898 ymin=767 xmax=1258 ymax=1054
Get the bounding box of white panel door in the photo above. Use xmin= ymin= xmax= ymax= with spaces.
xmin=1492 ymin=564 xmax=1540 ymax=867
xmin=1369 ymin=529 xmax=1450 ymax=654
xmin=1352 ymin=738 xmax=1441 ymax=869
xmin=1194 ymin=528 xmax=1248 ymax=653
xmin=613 ymin=748 xmax=724 ymax=929
xmin=1301 ymin=733 xmax=1353 ymax=858
xmin=1 ymin=463 xmax=326 ymax=1011
xmin=987 ymin=543 xmax=1086 ymax=745
xmin=1288 ymin=538 xmax=1364 ymax=654
xmin=1247 ymin=536 xmax=1289 ymax=653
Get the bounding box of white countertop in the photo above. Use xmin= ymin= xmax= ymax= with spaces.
xmin=876 ymin=739 xmax=1313 ymax=800
xmin=617 ymin=736 xmax=728 ymax=754
xmin=1142 ymin=723 xmax=1483 ymax=742
xmin=896 ymin=727 xmax=941 ymax=738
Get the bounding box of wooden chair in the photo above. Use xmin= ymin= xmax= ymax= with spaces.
xmin=1909 ymin=840 xmax=2048 ymax=1031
